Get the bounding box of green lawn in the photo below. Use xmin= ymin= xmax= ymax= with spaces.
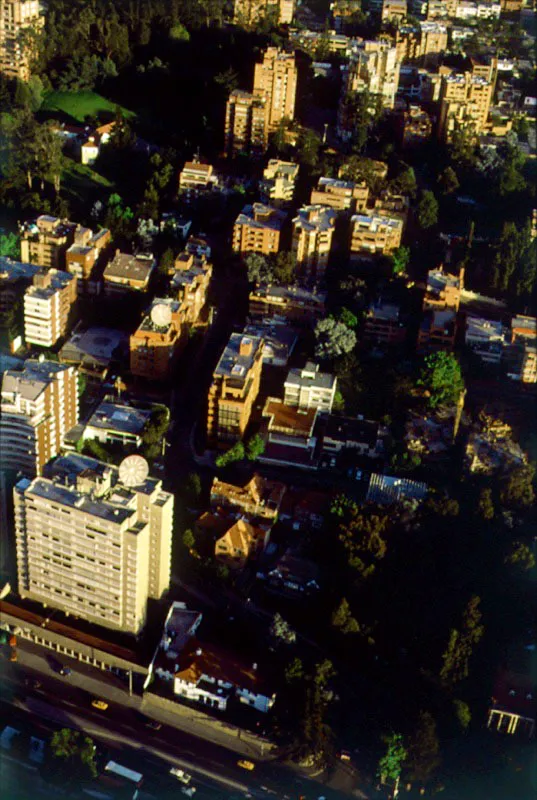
xmin=63 ymin=160 xmax=115 ymax=205
xmin=41 ymin=91 xmax=134 ymax=123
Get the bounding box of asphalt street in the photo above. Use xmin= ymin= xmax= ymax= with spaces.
xmin=0 ymin=652 xmax=364 ymax=800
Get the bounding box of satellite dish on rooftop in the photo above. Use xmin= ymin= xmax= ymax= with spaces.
xmin=151 ymin=303 xmax=172 ymax=328
xmin=119 ymin=455 xmax=149 ymax=487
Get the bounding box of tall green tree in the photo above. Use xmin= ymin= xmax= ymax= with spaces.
xmin=440 ymin=596 xmax=484 ymax=686
xmin=416 ymin=190 xmax=439 ymax=230
xmin=377 ymin=732 xmax=407 ymax=784
xmin=417 ymin=352 xmax=464 ymax=409
xmin=405 ymin=712 xmax=440 ymax=785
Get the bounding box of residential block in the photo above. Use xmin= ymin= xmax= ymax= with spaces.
xmin=0 ymin=0 xmax=44 ymax=81
xmin=292 ymin=205 xmax=337 ymax=283
xmin=253 ymin=47 xmax=298 ymax=132
xmin=207 ymin=333 xmax=264 ymax=445
xmin=0 ymin=359 xmax=78 ymax=476
xmin=14 ymin=452 xmax=173 ymax=635
xmin=232 ymin=203 xmax=286 ymax=257
xmin=24 ymin=268 xmax=77 ymax=348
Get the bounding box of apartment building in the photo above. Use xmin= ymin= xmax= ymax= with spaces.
xmin=0 ymin=359 xmax=78 ymax=477
xmin=210 ymin=473 xmax=286 ymax=521
xmin=233 ymin=0 xmax=295 ymax=25
xmin=207 ymin=333 xmax=264 ymax=445
xmin=20 ymin=216 xmax=78 ymax=270
xmin=505 ymin=316 xmax=536 ymax=383
xmin=373 ymin=190 xmax=411 ymax=222
xmin=178 ymin=160 xmax=219 ymax=201
xmin=253 ymin=47 xmax=298 ymax=132
xmin=102 ymin=251 xmax=156 ymax=296
xmin=284 ymin=361 xmax=337 ymax=413
xmin=24 ymin=268 xmax=77 ymax=348
xmin=396 ymin=21 xmax=448 ymax=64
xmin=364 ymin=300 xmax=407 ymax=344
xmin=260 ymin=159 xmax=299 ymax=207
xmin=342 ymin=40 xmax=400 ymax=109
xmin=65 ymin=227 xmax=111 ymax=294
xmin=130 ymin=298 xmax=183 ymax=381
xmin=399 ymin=104 xmax=433 ymax=146
xmin=248 ymin=283 xmax=326 ymax=325
xmin=225 ymin=89 xmax=268 ymax=155
xmin=427 ymin=0 xmax=458 ymax=17
xmin=0 ymin=257 xmax=39 ymax=333
xmin=438 ymin=71 xmax=494 ymax=141
xmin=292 ymin=205 xmax=336 ymax=283
xmin=465 ymin=316 xmax=505 ymax=363
xmin=232 ymin=203 xmax=286 ymax=257
xmin=14 ymin=451 xmax=173 ymax=635
xmin=170 ymin=250 xmax=212 ymax=322
xmin=0 ymin=0 xmax=44 ymax=80
xmin=82 ymin=401 xmax=152 ymax=449
xmin=423 ymin=265 xmax=464 ymax=312
xmin=349 ymin=213 xmax=403 ymax=261
xmin=382 ymin=0 xmax=407 ymax=22
xmin=310 ymin=176 xmax=369 ymax=213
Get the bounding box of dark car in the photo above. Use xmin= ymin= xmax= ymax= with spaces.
xmin=59 ymin=666 xmax=72 ymax=677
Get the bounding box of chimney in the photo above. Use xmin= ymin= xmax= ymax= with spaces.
xmin=239 ymin=337 xmax=253 ymax=357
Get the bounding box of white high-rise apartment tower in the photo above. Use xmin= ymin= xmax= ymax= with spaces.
xmin=14 ymin=452 xmax=174 ymax=635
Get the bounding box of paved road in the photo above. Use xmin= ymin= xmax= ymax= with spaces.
xmin=0 ymin=655 xmax=364 ymax=800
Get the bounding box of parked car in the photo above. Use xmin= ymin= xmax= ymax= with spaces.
xmin=181 ymin=788 xmax=196 ymax=797
xmin=59 ymin=666 xmax=71 ymax=677
xmin=91 ymin=699 xmax=109 ymax=711
xmin=237 ymin=759 xmax=255 ymax=771
xmin=170 ymin=767 xmax=191 ymax=784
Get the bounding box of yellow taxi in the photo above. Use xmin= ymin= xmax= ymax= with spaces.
xmin=91 ymin=699 xmax=109 ymax=711
xmin=237 ymin=759 xmax=255 ymax=771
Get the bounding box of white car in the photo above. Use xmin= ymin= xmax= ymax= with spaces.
xmin=181 ymin=788 xmax=196 ymax=797
xmin=170 ymin=767 xmax=192 ymax=784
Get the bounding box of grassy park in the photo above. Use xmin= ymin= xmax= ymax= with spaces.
xmin=41 ymin=91 xmax=134 ymax=123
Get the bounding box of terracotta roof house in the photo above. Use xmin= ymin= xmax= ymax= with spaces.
xmin=214 ymin=517 xmax=270 ymax=569
xmin=210 ymin=474 xmax=286 ymax=520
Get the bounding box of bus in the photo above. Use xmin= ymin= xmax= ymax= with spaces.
xmin=104 ymin=760 xmax=144 ymax=788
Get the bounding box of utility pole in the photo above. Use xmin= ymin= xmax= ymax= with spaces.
xmin=128 ymin=669 xmax=133 ymax=697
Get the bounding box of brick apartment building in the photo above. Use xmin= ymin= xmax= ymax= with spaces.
xmin=0 ymin=0 xmax=44 ymax=80
xmin=225 ymin=89 xmax=268 ymax=155
xmin=232 ymin=203 xmax=287 ymax=257
xmin=292 ymin=205 xmax=337 ymax=283
xmin=309 ymin=176 xmax=369 ymax=213
xmin=349 ymin=213 xmax=404 ymax=261
xmin=24 ymin=268 xmax=77 ymax=347
xmin=20 ymin=216 xmax=78 ymax=270
xmin=0 ymin=359 xmax=78 ymax=476
xmin=253 ymin=47 xmax=298 ymax=132
xmin=207 ymin=333 xmax=264 ymax=446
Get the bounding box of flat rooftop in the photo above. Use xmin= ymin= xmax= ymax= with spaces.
xmin=86 ymin=401 xmax=151 ymax=436
xmin=60 ymin=327 xmax=126 ymax=365
xmin=214 ymin=333 xmax=263 ymax=380
xmin=103 ymin=253 xmax=155 ymax=283
xmin=1 ymin=360 xmax=72 ymax=402
xmin=264 ymin=399 xmax=317 ymax=436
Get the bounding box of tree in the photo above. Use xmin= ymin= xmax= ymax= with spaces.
xmin=169 ymin=22 xmax=190 ymax=41
xmin=272 ymin=250 xmax=296 ymax=284
xmin=285 ymin=657 xmax=304 ymax=683
xmin=215 ymin=441 xmax=245 ymax=468
xmin=142 ymin=406 xmax=170 ymax=459
xmin=331 ymin=598 xmax=360 ymax=634
xmin=338 ymin=507 xmax=390 ymax=579
xmin=184 ymin=472 xmax=202 ymax=504
xmin=270 ymin=612 xmax=296 ymax=645
xmin=499 ymin=465 xmax=535 ymax=510
xmin=505 ymin=541 xmax=535 ymax=571
xmin=245 ymin=252 xmax=273 ymax=285
xmin=405 ymin=712 xmax=440 ymax=785
xmin=453 ymin=699 xmax=471 ymax=731
xmin=296 ymin=128 xmax=321 ymax=169
xmin=377 ymin=732 xmax=407 ymax=785
xmin=336 ymin=307 xmax=359 ymax=329
xmin=440 ymin=596 xmax=484 ymax=686
xmin=182 ymin=529 xmax=196 ymax=551
xmin=390 ymin=165 xmax=417 ymax=198
xmin=246 ymin=434 xmax=265 ymax=461
xmin=159 ymin=248 xmax=175 ymax=275
xmin=477 ymin=487 xmax=495 ymax=521
xmin=215 ymin=67 xmax=239 ymax=93
xmin=0 ymin=232 xmax=20 ymax=259
xmin=49 ymin=729 xmax=97 ymax=782
xmin=416 ymin=190 xmax=439 ymax=230
xmin=315 ymin=318 xmax=357 ymax=361
xmin=438 ymin=166 xmax=459 ymax=195
xmin=390 ymin=245 xmax=410 ymax=276
xmin=339 ymin=156 xmax=385 ymax=192
xmin=417 ymin=352 xmax=465 ymax=409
